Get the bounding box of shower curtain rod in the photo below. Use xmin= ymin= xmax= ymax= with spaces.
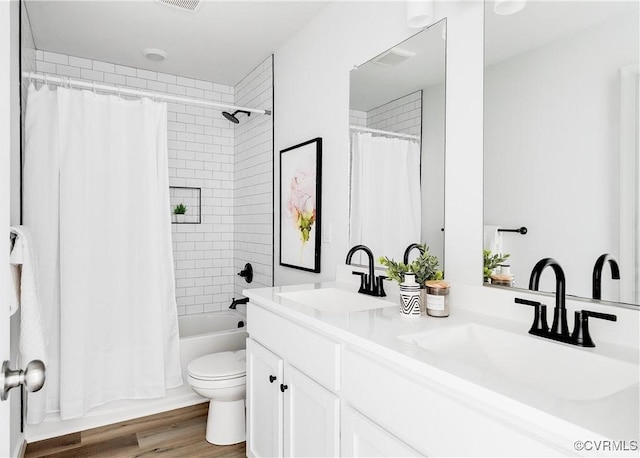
xmin=23 ymin=72 xmax=272 ymax=116
xmin=350 ymin=125 xmax=420 ymax=141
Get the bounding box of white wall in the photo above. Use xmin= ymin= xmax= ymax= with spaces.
xmin=0 ymin=2 xmax=12 ymax=455
xmin=274 ymin=1 xmax=484 ymax=286
xmin=484 ymin=12 xmax=638 ymax=300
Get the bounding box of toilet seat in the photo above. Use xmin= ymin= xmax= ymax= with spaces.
xmin=188 ymin=349 xmax=246 ymax=381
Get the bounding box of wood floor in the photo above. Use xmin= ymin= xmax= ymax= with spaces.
xmin=24 ymin=403 xmax=246 ymax=458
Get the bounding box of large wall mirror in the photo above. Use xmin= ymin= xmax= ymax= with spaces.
xmin=484 ymin=1 xmax=639 ymax=307
xmin=349 ymin=19 xmax=446 ymax=266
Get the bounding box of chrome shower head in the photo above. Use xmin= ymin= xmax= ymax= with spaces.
xmin=222 ymin=110 xmax=251 ymax=124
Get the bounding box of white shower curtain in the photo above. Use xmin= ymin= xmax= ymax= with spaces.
xmin=350 ymin=132 xmax=421 ymax=263
xmin=23 ymin=84 xmax=182 ymax=421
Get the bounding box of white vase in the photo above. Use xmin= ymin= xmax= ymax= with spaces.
xmin=399 ymin=273 xmax=421 ymax=317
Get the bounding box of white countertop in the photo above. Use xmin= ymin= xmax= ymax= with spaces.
xmin=245 ymin=280 xmax=640 ymax=451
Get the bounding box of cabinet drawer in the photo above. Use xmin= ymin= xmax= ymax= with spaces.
xmin=248 ymin=304 xmax=341 ymax=391
xmin=343 ymin=348 xmax=564 ymax=456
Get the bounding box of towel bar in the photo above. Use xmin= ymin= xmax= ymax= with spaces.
xmin=498 ymin=227 xmax=528 ymax=235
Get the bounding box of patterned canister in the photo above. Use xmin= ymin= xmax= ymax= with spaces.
xmin=399 ymin=273 xmax=421 ymax=317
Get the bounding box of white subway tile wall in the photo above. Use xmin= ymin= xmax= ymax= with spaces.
xmin=367 ymin=90 xmax=422 ymax=136
xmin=349 ymin=109 xmax=367 ymax=128
xmin=33 ymin=51 xmax=274 ymax=316
xmin=233 ymin=56 xmax=274 ymax=298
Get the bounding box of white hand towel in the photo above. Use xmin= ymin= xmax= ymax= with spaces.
xmin=483 ymin=225 xmax=503 ymax=255
xmin=9 ymin=236 xmax=22 ymax=316
xmin=10 ymin=226 xmax=48 ymax=424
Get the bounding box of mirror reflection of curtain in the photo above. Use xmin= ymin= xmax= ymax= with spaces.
xmin=349 ymin=132 xmax=421 ymax=264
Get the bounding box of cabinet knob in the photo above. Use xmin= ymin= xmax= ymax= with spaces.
xmin=269 ymin=375 xmax=277 ymax=383
xmin=280 ymin=384 xmax=288 ymax=393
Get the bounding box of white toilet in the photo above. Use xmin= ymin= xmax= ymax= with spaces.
xmin=187 ymin=349 xmax=247 ymax=445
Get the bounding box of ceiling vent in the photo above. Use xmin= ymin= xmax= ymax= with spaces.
xmin=156 ymin=0 xmax=201 ymax=12
xmin=373 ymin=47 xmax=416 ymax=67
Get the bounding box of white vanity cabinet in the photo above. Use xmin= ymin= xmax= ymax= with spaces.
xmin=341 ymin=347 xmax=566 ymax=456
xmin=246 ymin=305 xmax=341 ymax=458
xmin=246 ymin=338 xmax=283 ymax=458
xmin=246 ymin=297 xmax=577 ymax=457
xmin=283 ymin=364 xmax=340 ymax=457
xmin=341 ymin=406 xmax=423 ymax=457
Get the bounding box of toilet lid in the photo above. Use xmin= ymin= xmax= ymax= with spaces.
xmin=188 ymin=350 xmax=246 ymax=381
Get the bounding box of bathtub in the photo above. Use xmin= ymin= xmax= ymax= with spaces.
xmin=26 ymin=310 xmax=248 ymax=442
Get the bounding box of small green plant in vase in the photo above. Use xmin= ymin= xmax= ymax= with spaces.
xmin=379 ymin=244 xmax=443 ymax=285
xmin=174 ymin=203 xmax=187 ymax=222
xmin=483 ymin=249 xmax=510 ymax=282
xmin=379 ymin=245 xmax=444 ymax=315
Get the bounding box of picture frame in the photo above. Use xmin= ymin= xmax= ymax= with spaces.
xmin=279 ymin=137 xmax=322 ymax=273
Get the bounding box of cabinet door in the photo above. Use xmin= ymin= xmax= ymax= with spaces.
xmin=247 ymin=339 xmax=284 ymax=458
xmin=283 ymin=364 xmax=340 ymax=457
xmin=342 ymin=406 xmax=423 ymax=457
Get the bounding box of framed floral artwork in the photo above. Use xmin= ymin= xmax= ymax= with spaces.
xmin=279 ymin=137 xmax=322 ymax=273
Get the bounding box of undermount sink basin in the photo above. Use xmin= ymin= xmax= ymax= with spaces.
xmin=277 ymin=288 xmax=393 ymax=314
xmin=398 ymin=324 xmax=639 ymax=401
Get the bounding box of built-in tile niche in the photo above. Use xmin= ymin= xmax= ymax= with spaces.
xmin=170 ymin=186 xmax=201 ymax=224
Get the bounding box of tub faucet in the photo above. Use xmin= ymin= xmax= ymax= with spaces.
xmin=403 ymin=243 xmax=424 ymax=265
xmin=346 ymin=245 xmax=386 ymax=297
xmin=592 ymin=254 xmax=620 ymax=300
xmin=229 ymin=297 xmax=249 ymax=310
xmin=528 ymin=258 xmax=568 ymax=337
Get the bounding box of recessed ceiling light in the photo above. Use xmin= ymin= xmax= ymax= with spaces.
xmin=494 ymin=0 xmax=526 ymax=15
xmin=143 ymin=48 xmax=167 ymax=62
xmin=156 ymin=0 xmax=201 ymax=12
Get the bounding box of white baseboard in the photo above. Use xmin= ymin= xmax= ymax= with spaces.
xmin=13 ymin=437 xmax=26 ymax=458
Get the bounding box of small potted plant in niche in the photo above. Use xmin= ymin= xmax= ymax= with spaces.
xmin=173 ymin=203 xmax=187 ymax=223
xmin=483 ymin=249 xmax=510 ymax=283
xmin=379 ymin=244 xmax=444 ymax=315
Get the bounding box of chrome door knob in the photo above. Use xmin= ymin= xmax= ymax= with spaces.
xmin=1 ymin=359 xmax=46 ymax=401
xmin=23 ymin=360 xmax=46 ymax=392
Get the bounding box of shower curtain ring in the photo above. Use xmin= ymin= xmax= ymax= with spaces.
xmin=44 ymin=74 xmax=48 ymax=86
xmin=92 ymin=82 xmax=97 ymax=95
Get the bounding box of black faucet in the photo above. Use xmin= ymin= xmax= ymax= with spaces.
xmin=515 ymin=297 xmax=616 ymax=347
xmin=528 ymin=258 xmax=568 ymax=336
xmin=403 ymin=243 xmax=425 ymax=265
xmin=518 ymin=257 xmax=617 ymax=347
xmin=345 ymin=245 xmax=386 ymax=297
xmin=592 ymin=254 xmax=620 ymax=300
xmin=229 ymin=297 xmax=249 ymax=309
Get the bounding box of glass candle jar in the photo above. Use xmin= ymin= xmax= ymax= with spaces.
xmin=425 ymin=281 xmax=450 ymax=317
